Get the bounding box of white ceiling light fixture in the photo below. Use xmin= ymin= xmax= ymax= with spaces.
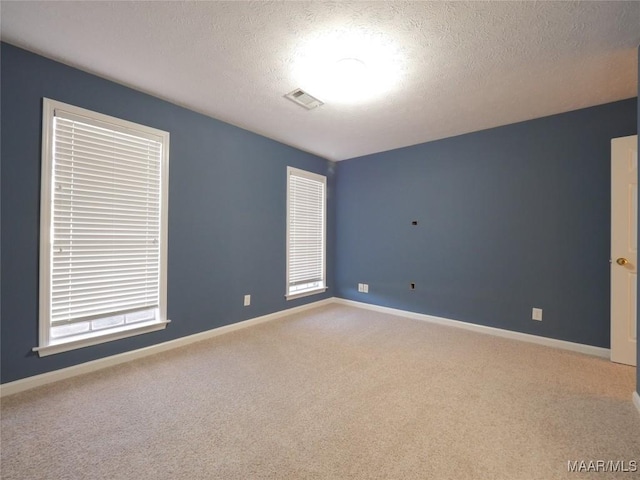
xmin=292 ymin=27 xmax=406 ymax=105
xmin=331 ymin=57 xmax=368 ymax=100
xmin=3 ymin=2 xmax=638 ymax=161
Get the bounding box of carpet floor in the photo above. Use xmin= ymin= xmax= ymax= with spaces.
xmin=1 ymin=304 xmax=638 ymax=479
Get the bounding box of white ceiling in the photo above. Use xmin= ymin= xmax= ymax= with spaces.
xmin=2 ymin=1 xmax=639 ymax=161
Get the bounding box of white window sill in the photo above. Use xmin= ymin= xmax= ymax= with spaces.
xmin=285 ymin=286 xmax=328 ymax=301
xmin=33 ymin=320 xmax=170 ymax=357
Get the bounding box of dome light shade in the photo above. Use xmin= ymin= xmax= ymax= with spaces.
xmin=328 ymin=58 xmax=368 ymax=102
xmin=334 ymin=58 xmax=367 ymax=81
xmin=292 ymin=28 xmax=404 ymax=104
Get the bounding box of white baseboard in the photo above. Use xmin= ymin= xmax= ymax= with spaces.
xmin=0 ymin=298 xmax=334 ymax=398
xmin=633 ymin=391 xmax=640 ymax=417
xmin=0 ymin=296 xmax=617 ymax=398
xmin=333 ymin=298 xmax=611 ymax=358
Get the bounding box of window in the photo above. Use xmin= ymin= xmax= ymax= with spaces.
xmin=36 ymin=98 xmax=169 ymax=356
xmin=286 ymin=167 xmax=327 ymax=299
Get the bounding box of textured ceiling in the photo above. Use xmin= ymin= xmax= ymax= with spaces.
xmin=2 ymin=1 xmax=639 ymax=161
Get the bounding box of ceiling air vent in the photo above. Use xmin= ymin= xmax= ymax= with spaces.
xmin=284 ymin=88 xmax=324 ymax=110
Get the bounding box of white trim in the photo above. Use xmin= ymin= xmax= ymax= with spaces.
xmin=46 ymin=98 xmax=168 ymax=140
xmin=285 ymin=286 xmax=328 ymax=301
xmin=2 ymin=297 xmax=618 ymax=398
xmin=633 ymin=391 xmax=640 ymax=417
xmin=0 ymin=298 xmax=333 ymax=398
xmin=38 ymin=98 xmax=170 ymax=353
xmin=333 ymin=298 xmax=611 ymax=358
xmin=159 ymin=120 xmax=170 ymax=331
xmin=286 ymin=166 xmax=327 ymax=299
xmin=33 ymin=320 xmax=170 ymax=357
xmin=39 ymin=98 xmax=55 ymax=352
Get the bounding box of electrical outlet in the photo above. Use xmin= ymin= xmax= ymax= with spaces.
xmin=532 ymin=307 xmax=542 ymax=321
xmin=363 ymin=284 xmax=369 ymax=293
xmin=358 ymin=283 xmax=363 ymax=292
xmin=244 ymin=294 xmax=251 ymax=306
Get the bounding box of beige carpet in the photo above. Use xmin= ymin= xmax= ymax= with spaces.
xmin=1 ymin=304 xmax=638 ymax=480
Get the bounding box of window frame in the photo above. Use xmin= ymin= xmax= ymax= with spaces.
xmin=285 ymin=166 xmax=328 ymax=300
xmin=36 ymin=98 xmax=170 ymax=357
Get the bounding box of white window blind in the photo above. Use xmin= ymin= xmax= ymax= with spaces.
xmin=38 ymin=99 xmax=169 ymax=355
xmin=286 ymin=167 xmax=327 ymax=298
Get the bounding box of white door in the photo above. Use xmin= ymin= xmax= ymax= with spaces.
xmin=611 ymin=135 xmax=638 ymax=366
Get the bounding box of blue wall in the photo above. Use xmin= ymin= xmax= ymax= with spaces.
xmin=336 ymin=98 xmax=637 ymax=348
xmin=2 ymin=41 xmax=638 ymax=386
xmin=0 ymin=43 xmax=336 ymax=383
